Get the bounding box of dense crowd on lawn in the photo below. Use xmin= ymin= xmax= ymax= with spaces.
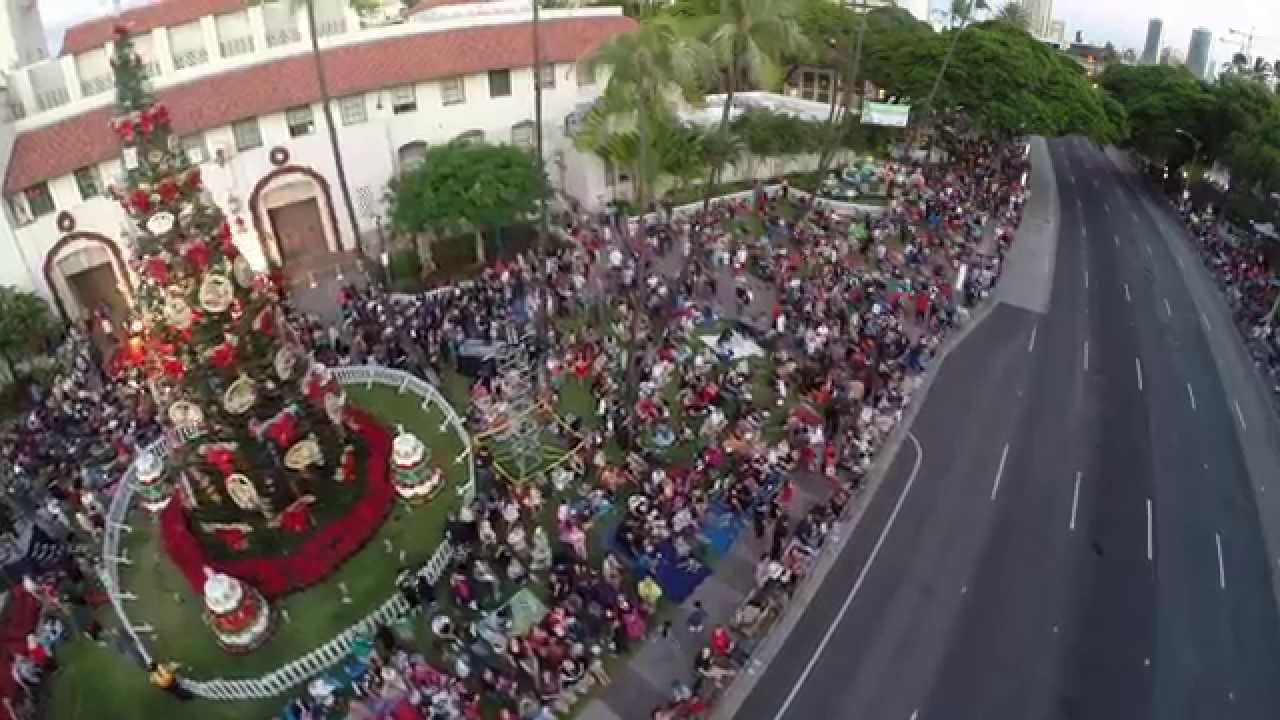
xmin=1176 ymin=206 xmax=1280 ymax=397
xmin=1 ymin=137 xmax=1025 ymax=719
xmin=269 ymin=139 xmax=1027 ymax=719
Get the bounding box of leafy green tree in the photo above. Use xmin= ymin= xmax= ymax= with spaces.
xmin=0 ymin=287 xmax=56 ymax=369
xmin=387 ymin=142 xmax=546 ymax=264
xmin=586 ymin=16 xmax=712 ymax=206
xmin=1100 ymin=63 xmax=1213 ymax=163
xmin=992 ymin=1 xmax=1030 ymax=31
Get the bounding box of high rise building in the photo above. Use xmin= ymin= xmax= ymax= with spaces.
xmin=1049 ymin=19 xmax=1066 ymax=45
xmin=1160 ymin=47 xmax=1186 ymax=66
xmin=1019 ymin=0 xmax=1054 ymax=39
xmin=1187 ymin=27 xmax=1214 ymax=80
xmin=1141 ymin=18 xmax=1163 ymax=65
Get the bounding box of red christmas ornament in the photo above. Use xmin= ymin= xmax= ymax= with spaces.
xmin=161 ymin=356 xmax=185 ymax=380
xmin=183 ymin=167 xmax=202 ymax=191
xmin=138 ymin=112 xmax=155 ymax=136
xmin=182 ymin=240 xmax=210 ymax=272
xmin=208 ymin=342 xmax=237 ymax=370
xmin=202 ymin=445 xmax=236 ymax=476
xmin=152 ymin=104 xmax=170 ymax=127
xmin=157 ymin=177 xmax=179 ymax=204
xmin=266 ymin=412 xmax=298 ymax=449
xmin=129 ymin=189 xmax=150 ymax=214
xmin=145 ymin=256 xmax=169 ymax=285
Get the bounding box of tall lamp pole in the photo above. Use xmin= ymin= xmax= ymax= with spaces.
xmin=531 ymin=0 xmax=549 ymax=251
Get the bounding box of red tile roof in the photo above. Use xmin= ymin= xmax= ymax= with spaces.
xmin=8 ymin=15 xmax=635 ymax=194
xmin=61 ymin=0 xmax=248 ymax=57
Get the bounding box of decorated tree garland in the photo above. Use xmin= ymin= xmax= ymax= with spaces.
xmin=109 ymin=25 xmax=361 ymax=558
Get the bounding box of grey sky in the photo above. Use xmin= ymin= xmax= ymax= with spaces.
xmin=40 ymin=0 xmax=1280 ymax=64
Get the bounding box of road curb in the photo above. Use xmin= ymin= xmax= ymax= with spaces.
xmin=710 ymin=297 xmax=997 ymax=720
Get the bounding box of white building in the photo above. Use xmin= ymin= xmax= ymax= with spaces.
xmin=0 ymin=0 xmax=632 ymax=326
xmin=1019 ymin=0 xmax=1053 ymax=41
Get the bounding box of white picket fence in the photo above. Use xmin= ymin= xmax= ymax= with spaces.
xmin=100 ymin=365 xmax=475 ymax=701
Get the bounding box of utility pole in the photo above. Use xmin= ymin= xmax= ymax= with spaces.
xmin=531 ymin=0 xmax=549 ymax=250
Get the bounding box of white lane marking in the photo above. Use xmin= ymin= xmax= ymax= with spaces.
xmin=1187 ymin=382 xmax=1197 ymax=411
xmin=1124 ymin=283 xmax=1131 ymax=302
xmin=1216 ymin=532 xmax=1226 ymax=589
xmin=991 ymin=443 xmax=1010 ymax=501
xmin=1083 ymin=340 xmax=1089 ymax=371
xmin=1145 ymin=242 xmax=1153 ymax=256
xmin=1104 ymin=201 xmax=1110 ymax=213
xmin=1070 ymin=472 xmax=1082 ymax=531
xmin=1201 ymin=312 xmax=1211 ymax=332
xmin=1164 ymin=298 xmax=1172 ymax=317
xmin=1176 ymin=255 xmax=1184 ymax=269
xmin=1235 ymin=400 xmax=1247 ymax=431
xmin=1028 ymin=324 xmax=1038 ymax=353
xmin=1135 ymin=357 xmax=1144 ymax=391
xmin=910 ymin=712 xmax=919 ymax=720
xmin=1076 ymin=197 xmax=1082 ymax=209
xmin=1070 ymin=173 xmax=1075 ymax=185
xmin=1131 ymin=209 xmax=1139 ymax=222
xmin=1114 ymin=233 xmax=1120 ymax=247
xmin=1081 ymin=223 xmax=1088 ymax=238
xmin=1084 ymin=271 xmax=1089 ymax=289
xmin=772 ymin=433 xmax=924 ymax=720
xmin=1152 ymin=497 xmax=1162 ymax=563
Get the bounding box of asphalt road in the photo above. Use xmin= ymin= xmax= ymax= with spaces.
xmin=733 ymin=138 xmax=1280 ymax=720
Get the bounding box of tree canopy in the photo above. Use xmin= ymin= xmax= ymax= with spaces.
xmin=0 ymin=287 xmax=55 ymax=366
xmin=388 ymin=142 xmax=545 ymax=241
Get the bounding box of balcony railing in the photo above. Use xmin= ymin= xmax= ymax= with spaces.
xmin=218 ymin=36 xmax=255 ymax=58
xmin=80 ymin=74 xmax=114 ymax=97
xmin=35 ymin=87 xmax=70 ymax=112
xmin=172 ymin=48 xmax=210 ymax=71
xmin=266 ymin=27 xmax=302 ymax=48
xmin=315 ymin=18 xmax=348 ymax=38
xmin=6 ymin=102 xmax=26 ymax=121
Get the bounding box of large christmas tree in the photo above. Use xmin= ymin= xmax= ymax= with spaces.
xmin=110 ymin=25 xmax=383 ymax=590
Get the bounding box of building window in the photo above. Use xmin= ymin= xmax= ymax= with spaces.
xmin=398 ymin=141 xmax=428 ymax=173
xmin=181 ymin=133 xmax=209 ymax=164
xmin=17 ymin=183 xmax=54 ymax=221
xmin=537 ymin=63 xmax=556 ymax=89
xmin=488 ymin=69 xmax=512 ymax=98
xmin=74 ymin=166 xmax=102 ymax=201
xmin=455 ymin=130 xmax=484 ymax=145
xmin=511 ymin=121 xmax=535 ymax=148
xmin=391 ymin=85 xmax=417 ymax=114
xmin=232 ymin=118 xmax=263 ymax=151
xmin=576 ymin=61 xmax=596 ymax=87
xmin=286 ymin=105 xmax=315 ymax=137
xmin=339 ymin=94 xmax=367 ymax=125
xmin=441 ymin=76 xmax=466 ymax=106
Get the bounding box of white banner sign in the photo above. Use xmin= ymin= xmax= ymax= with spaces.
xmin=862 ymin=101 xmax=911 ymax=128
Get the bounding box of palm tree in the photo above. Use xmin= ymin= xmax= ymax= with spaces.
xmin=694 ymin=0 xmax=808 ymax=208
xmin=591 ymin=17 xmax=712 ymax=207
xmin=993 ymin=2 xmax=1030 ymax=31
xmin=254 ymin=1 xmax=366 ymax=256
xmin=910 ymin=0 xmax=986 ymax=158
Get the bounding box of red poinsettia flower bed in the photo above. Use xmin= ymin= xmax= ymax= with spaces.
xmin=161 ymin=409 xmax=394 ymax=599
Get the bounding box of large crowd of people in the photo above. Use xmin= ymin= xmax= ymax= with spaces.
xmin=1176 ymin=205 xmax=1280 ymax=400
xmin=1 ymin=135 xmax=1028 ymax=720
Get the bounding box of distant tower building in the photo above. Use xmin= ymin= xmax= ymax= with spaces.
xmin=1187 ymin=27 xmax=1213 ymax=80
xmin=0 ymin=0 xmax=48 ymax=68
xmin=1049 ymin=19 xmax=1066 ymax=45
xmin=1018 ymin=0 xmax=1054 ymax=38
xmin=1141 ymin=18 xmax=1163 ymax=65
xmin=1160 ymin=47 xmax=1185 ymax=66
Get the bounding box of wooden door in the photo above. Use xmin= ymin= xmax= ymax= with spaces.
xmin=269 ymin=198 xmax=326 ymax=267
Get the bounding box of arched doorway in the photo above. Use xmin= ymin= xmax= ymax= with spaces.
xmin=249 ymin=165 xmax=342 ymax=272
xmin=42 ymin=231 xmax=133 ymax=341
xmin=398 ymin=141 xmax=428 ymax=174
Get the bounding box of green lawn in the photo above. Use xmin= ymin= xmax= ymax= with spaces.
xmin=48 ymin=385 xmax=467 ymax=720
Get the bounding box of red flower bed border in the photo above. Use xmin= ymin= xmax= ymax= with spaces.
xmin=160 ymin=409 xmax=393 ymax=599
